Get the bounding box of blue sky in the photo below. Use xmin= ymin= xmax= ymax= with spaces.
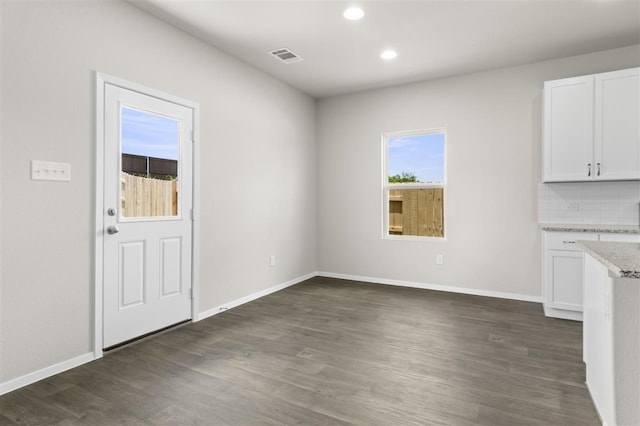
xmin=388 ymin=132 xmax=445 ymax=183
xmin=121 ymin=107 xmax=180 ymax=160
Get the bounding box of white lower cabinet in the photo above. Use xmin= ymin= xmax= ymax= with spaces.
xmin=543 ymin=231 xmax=598 ymax=320
xmin=544 ymin=250 xmax=585 ymax=312
xmin=542 ymin=230 xmax=639 ymax=321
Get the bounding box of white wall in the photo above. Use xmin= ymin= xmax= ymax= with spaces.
xmin=0 ymin=0 xmax=316 ymax=384
xmin=316 ymin=46 xmax=640 ymax=298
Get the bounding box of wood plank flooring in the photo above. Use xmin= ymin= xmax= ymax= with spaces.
xmin=0 ymin=277 xmax=600 ymax=425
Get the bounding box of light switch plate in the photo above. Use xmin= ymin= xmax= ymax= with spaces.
xmin=31 ymin=160 xmax=71 ymax=181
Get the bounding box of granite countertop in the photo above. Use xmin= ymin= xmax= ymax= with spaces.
xmin=541 ymin=223 xmax=640 ymax=234
xmin=577 ymin=241 xmax=640 ymax=279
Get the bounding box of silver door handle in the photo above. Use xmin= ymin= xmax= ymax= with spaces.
xmin=107 ymin=226 xmax=120 ymax=235
xmin=587 ymin=163 xmax=591 ymax=177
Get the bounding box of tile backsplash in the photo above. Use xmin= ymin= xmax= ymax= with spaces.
xmin=538 ymin=181 xmax=640 ymax=225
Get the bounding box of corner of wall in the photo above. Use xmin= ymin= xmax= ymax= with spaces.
xmin=312 ymin=96 xmax=321 ymax=273
xmin=0 ymin=0 xmax=5 ymax=384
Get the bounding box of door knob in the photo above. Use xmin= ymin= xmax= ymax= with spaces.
xmin=107 ymin=226 xmax=120 ymax=235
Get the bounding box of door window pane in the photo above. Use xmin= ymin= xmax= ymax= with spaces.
xmin=120 ymin=107 xmax=180 ymax=218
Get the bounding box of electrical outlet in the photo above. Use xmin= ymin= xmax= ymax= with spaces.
xmin=436 ymin=254 xmax=444 ymax=265
xmin=566 ymin=203 xmax=580 ymax=211
xmin=270 ymin=255 xmax=276 ymax=267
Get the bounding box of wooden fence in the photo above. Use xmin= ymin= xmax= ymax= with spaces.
xmin=389 ymin=188 xmax=444 ymax=237
xmin=122 ymin=153 xmax=178 ymax=180
xmin=121 ymin=172 xmax=178 ymax=217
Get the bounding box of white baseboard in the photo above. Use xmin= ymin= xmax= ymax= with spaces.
xmin=0 ymin=352 xmax=95 ymax=396
xmin=196 ymin=272 xmax=317 ymax=321
xmin=543 ymin=305 xmax=583 ymax=321
xmin=586 ymin=380 xmax=607 ymax=426
xmin=316 ymin=271 xmax=543 ymax=303
xmin=197 ymin=271 xmax=542 ymax=321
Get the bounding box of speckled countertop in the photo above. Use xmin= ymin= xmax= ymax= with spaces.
xmin=577 ymin=241 xmax=640 ymax=279
xmin=541 ymin=223 xmax=640 ymax=234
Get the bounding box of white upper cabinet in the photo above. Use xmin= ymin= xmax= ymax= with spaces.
xmin=543 ymin=68 xmax=640 ymax=182
xmin=544 ymin=76 xmax=594 ymax=182
xmin=595 ymin=68 xmax=640 ymax=180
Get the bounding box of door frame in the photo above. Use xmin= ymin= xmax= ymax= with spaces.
xmin=94 ymin=72 xmax=200 ymax=358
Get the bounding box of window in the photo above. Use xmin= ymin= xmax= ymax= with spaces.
xmin=120 ymin=106 xmax=180 ymax=218
xmin=383 ymin=129 xmax=446 ymax=239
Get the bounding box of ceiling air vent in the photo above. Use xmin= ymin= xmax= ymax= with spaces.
xmin=269 ymin=48 xmax=303 ymax=64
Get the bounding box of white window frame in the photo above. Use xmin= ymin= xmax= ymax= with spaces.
xmin=382 ymin=128 xmax=447 ymax=241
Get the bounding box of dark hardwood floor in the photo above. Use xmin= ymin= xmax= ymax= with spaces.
xmin=0 ymin=277 xmax=600 ymax=425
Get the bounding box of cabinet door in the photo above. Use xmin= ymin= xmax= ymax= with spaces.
xmin=543 ymin=76 xmax=594 ymax=182
xmin=544 ymin=250 xmax=585 ymax=311
xmin=595 ymin=68 xmax=640 ymax=181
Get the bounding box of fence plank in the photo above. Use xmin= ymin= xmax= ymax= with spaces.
xmin=433 ymin=188 xmax=444 ymax=237
xmin=389 ymin=189 xmax=403 ymax=234
xmin=421 ymin=189 xmax=432 ymax=236
xmin=403 ymin=190 xmax=418 ymax=236
xmin=121 ymin=172 xmax=177 ymax=217
xmin=172 ymin=181 xmax=178 ymax=216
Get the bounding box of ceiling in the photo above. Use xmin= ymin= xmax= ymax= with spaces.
xmin=130 ymin=0 xmax=640 ymax=98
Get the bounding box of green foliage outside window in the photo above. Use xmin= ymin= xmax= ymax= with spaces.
xmin=388 ymin=172 xmax=418 ymax=183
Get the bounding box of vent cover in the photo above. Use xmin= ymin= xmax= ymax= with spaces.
xmin=269 ymin=48 xmax=303 ymax=64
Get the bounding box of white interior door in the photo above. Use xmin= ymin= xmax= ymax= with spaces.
xmin=103 ymin=83 xmax=193 ymax=348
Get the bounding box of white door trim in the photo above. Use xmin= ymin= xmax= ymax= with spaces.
xmin=94 ymin=72 xmax=200 ymax=358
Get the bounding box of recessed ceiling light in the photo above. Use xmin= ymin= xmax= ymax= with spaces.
xmin=343 ymin=7 xmax=364 ymax=20
xmin=380 ymin=50 xmax=398 ymax=60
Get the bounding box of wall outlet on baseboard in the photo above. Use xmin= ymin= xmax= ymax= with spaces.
xmin=270 ymin=255 xmax=276 ymax=267
xmin=435 ymin=254 xmax=444 ymax=265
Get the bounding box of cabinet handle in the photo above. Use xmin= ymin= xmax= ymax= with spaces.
xmin=597 ymin=162 xmax=601 ymax=176
xmin=562 ymin=240 xmax=576 ymax=244
xmin=587 ymin=163 xmax=591 ymax=177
